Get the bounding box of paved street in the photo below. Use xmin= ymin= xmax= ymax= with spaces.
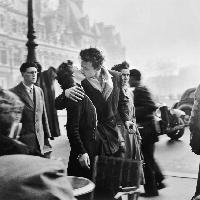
xmin=155 ymin=127 xmax=199 ymax=177
xmin=139 ymin=127 xmax=199 ymax=199
xmin=50 ymin=127 xmax=199 ymax=199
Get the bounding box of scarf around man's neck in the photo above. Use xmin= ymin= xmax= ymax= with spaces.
xmin=87 ymin=67 xmax=113 ymax=100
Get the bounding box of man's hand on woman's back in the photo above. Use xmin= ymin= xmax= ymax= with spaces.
xmin=65 ymin=86 xmax=85 ymax=102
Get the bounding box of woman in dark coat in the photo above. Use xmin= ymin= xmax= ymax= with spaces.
xmin=55 ymin=61 xmax=98 ymax=180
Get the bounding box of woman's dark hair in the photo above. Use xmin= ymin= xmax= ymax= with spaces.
xmin=111 ymin=61 xmax=130 ymax=72
xmin=80 ymin=47 xmax=104 ymax=70
xmin=56 ymin=60 xmax=74 ymax=90
xmin=20 ymin=62 xmax=38 ymax=73
xmin=130 ymin=69 xmax=141 ymax=81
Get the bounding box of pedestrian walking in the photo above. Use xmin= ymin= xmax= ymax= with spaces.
xmin=189 ymin=84 xmax=200 ymax=200
xmin=130 ymin=69 xmax=165 ymax=197
xmin=10 ymin=62 xmax=52 ymax=156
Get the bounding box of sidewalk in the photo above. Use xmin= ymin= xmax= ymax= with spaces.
xmin=50 ymin=135 xmax=197 ymax=200
xmin=140 ymin=175 xmax=196 ymax=200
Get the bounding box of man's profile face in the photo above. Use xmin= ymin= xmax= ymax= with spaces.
xmin=129 ymin=75 xmax=138 ymax=87
xmin=81 ymin=60 xmax=97 ymax=78
xmin=22 ymin=67 xmax=38 ymax=85
xmin=120 ymin=69 xmax=130 ymax=86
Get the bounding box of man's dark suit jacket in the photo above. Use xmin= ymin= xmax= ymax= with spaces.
xmin=81 ymin=70 xmax=129 ymax=155
xmin=134 ymin=85 xmax=158 ymax=144
xmin=10 ymin=82 xmax=51 ymax=154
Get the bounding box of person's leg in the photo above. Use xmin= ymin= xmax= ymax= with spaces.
xmin=194 ymin=163 xmax=200 ymax=197
xmin=150 ymin=145 xmax=165 ymax=189
xmin=141 ymin=143 xmax=159 ymax=196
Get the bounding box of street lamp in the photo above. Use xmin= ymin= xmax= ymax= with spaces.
xmin=26 ymin=0 xmax=38 ymax=63
xmin=26 ymin=0 xmax=42 ymax=86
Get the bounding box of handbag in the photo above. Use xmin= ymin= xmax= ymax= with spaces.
xmin=92 ymin=155 xmax=144 ymax=194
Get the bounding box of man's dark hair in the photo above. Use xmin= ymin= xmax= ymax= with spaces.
xmin=80 ymin=47 xmax=104 ymax=70
xmin=20 ymin=62 xmax=38 ymax=73
xmin=111 ymin=61 xmax=129 ymax=72
xmin=130 ymin=69 xmax=141 ymax=81
xmin=56 ymin=60 xmax=74 ymax=90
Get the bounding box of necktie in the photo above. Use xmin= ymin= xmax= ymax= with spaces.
xmin=29 ymin=88 xmax=33 ymax=101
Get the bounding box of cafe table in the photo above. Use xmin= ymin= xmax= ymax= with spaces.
xmin=67 ymin=176 xmax=95 ymax=200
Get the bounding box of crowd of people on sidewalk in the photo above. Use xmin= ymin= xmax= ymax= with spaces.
xmin=0 ymin=47 xmax=173 ymax=199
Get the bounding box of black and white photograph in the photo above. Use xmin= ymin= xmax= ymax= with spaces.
xmin=0 ymin=0 xmax=200 ymax=199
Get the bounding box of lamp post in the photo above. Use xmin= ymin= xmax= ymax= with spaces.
xmin=26 ymin=0 xmax=42 ymax=86
xmin=26 ymin=0 xmax=38 ymax=63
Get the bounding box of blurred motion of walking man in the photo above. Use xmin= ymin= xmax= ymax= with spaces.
xmin=129 ymin=69 xmax=165 ymax=197
xmin=10 ymin=62 xmax=52 ymax=156
xmin=189 ymin=84 xmax=200 ymax=200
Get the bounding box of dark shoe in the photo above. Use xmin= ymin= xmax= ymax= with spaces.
xmin=157 ymin=182 xmax=166 ymax=190
xmin=140 ymin=192 xmax=159 ymax=197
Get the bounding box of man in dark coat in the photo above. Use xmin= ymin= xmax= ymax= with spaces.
xmin=10 ymin=62 xmax=52 ymax=156
xmin=39 ymin=67 xmax=60 ymax=137
xmin=129 ymin=69 xmax=165 ymax=197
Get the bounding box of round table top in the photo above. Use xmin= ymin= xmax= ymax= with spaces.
xmin=67 ymin=176 xmax=95 ymax=197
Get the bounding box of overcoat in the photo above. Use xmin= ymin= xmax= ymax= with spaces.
xmin=55 ymin=93 xmax=97 ymax=179
xmin=81 ymin=70 xmax=129 ymax=155
xmin=134 ymin=85 xmax=158 ymax=144
xmin=39 ymin=68 xmax=60 ymax=137
xmin=10 ymin=82 xmax=51 ymax=154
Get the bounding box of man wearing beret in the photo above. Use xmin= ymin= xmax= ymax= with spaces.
xmin=10 ymin=62 xmax=52 ymax=156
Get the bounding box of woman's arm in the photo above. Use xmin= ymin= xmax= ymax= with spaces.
xmin=55 ymin=92 xmax=66 ymax=110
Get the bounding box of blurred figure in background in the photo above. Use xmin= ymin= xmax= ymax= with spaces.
xmin=129 ymin=69 xmax=165 ymax=197
xmin=0 ymin=155 xmax=76 ymax=200
xmin=112 ymin=61 xmax=141 ymax=159
xmin=39 ymin=66 xmax=60 ymax=138
xmin=10 ymin=62 xmax=52 ymax=156
xmin=55 ymin=60 xmax=98 ymax=180
xmin=189 ymin=84 xmax=200 ymax=200
xmin=0 ymin=87 xmax=75 ymax=200
xmin=0 ymin=88 xmax=41 ymax=156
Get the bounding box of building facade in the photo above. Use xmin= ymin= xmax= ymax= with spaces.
xmin=0 ymin=0 xmax=125 ymax=89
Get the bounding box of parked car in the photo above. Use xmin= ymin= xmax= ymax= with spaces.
xmin=172 ymin=87 xmax=196 ymax=124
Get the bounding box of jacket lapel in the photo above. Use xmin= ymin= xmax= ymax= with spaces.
xmin=34 ymin=86 xmax=40 ymax=111
xmin=17 ymin=82 xmax=34 ymax=109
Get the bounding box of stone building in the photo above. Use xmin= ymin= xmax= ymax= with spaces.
xmin=0 ymin=0 xmax=125 ymax=89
